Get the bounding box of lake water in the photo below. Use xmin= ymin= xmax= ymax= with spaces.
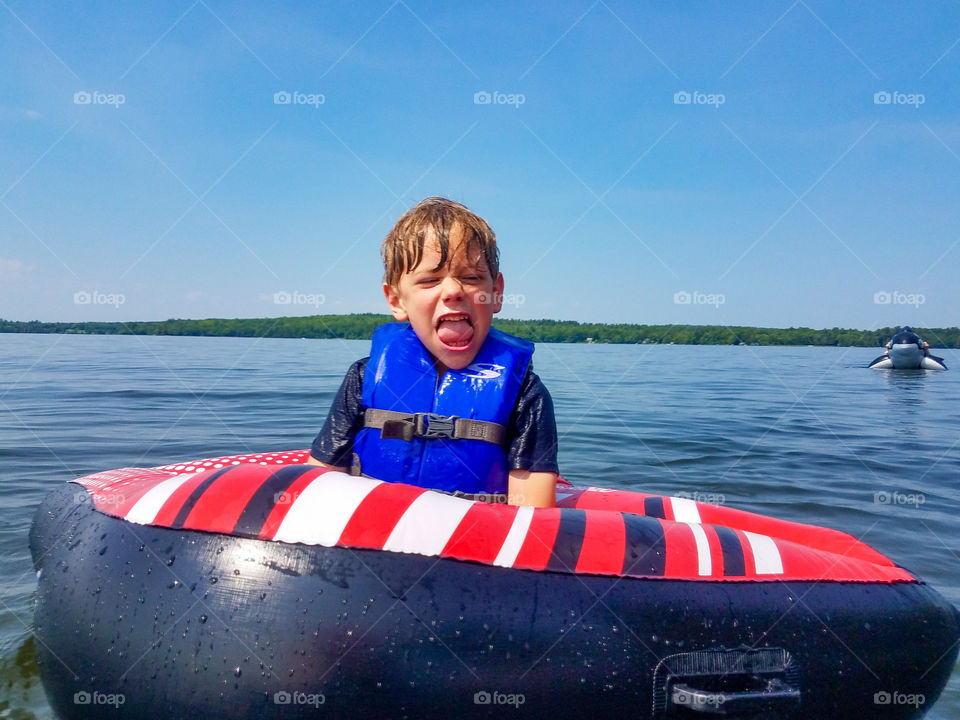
xmin=1 ymin=334 xmax=958 ymax=718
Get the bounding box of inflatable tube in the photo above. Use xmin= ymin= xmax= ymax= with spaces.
xmin=869 ymin=327 xmax=948 ymax=370
xmin=31 ymin=451 xmax=959 ymax=719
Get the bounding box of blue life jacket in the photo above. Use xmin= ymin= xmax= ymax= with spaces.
xmin=355 ymin=323 xmax=533 ymax=494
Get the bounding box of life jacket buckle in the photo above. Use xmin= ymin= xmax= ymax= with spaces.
xmin=415 ymin=413 xmax=458 ymax=440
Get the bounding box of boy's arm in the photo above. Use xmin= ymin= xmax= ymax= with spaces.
xmin=306 ymin=456 xmax=347 ymax=472
xmin=506 ymin=367 xmax=559 ymax=508
xmin=308 ymin=358 xmax=367 ymax=472
xmin=508 ymin=470 xmax=557 ymax=508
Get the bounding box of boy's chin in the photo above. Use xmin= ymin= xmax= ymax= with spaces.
xmin=430 ymin=335 xmax=485 ymax=371
xmin=433 ymin=344 xmax=478 ymax=370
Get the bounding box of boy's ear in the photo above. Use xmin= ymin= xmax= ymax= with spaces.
xmin=491 ymin=273 xmax=505 ymax=314
xmin=383 ymin=283 xmax=409 ymax=321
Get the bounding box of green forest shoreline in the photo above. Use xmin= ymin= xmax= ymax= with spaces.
xmin=2 ymin=316 xmax=958 ymax=348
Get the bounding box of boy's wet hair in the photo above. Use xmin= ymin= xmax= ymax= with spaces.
xmin=382 ymin=197 xmax=499 ymax=286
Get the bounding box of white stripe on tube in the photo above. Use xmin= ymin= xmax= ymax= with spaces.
xmin=688 ymin=522 xmax=712 ymax=576
xmin=743 ymin=531 xmax=784 ymax=575
xmin=125 ymin=473 xmax=200 ymax=525
xmin=383 ymin=491 xmax=474 ymax=557
xmin=671 ymin=496 xmax=702 ymax=523
xmin=274 ymin=472 xmax=381 ymax=546
xmin=493 ymin=506 xmax=534 ymax=568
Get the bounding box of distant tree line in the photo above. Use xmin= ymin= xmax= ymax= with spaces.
xmin=2 ymin=315 xmax=958 ymax=347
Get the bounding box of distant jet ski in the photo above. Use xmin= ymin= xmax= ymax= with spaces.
xmin=869 ymin=326 xmax=947 ymax=370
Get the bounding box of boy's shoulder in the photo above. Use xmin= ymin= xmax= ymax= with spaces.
xmin=337 ymin=357 xmax=369 ymax=396
xmin=516 ymin=364 xmax=552 ymax=406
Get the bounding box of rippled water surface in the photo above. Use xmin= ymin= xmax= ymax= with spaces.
xmin=1 ymin=334 xmax=958 ymax=718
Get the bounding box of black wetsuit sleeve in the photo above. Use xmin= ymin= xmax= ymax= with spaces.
xmin=506 ymin=366 xmax=559 ymax=473
xmin=310 ymin=358 xmax=368 ymax=467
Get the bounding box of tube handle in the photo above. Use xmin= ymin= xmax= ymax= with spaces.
xmin=669 ymin=678 xmax=801 ymax=715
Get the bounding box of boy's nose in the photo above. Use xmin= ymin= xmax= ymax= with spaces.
xmin=439 ymin=276 xmax=464 ymax=301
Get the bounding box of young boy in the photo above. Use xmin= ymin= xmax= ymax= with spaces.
xmin=307 ymin=197 xmax=558 ymax=507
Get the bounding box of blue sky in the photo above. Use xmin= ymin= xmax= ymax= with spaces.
xmin=2 ymin=1 xmax=959 ymax=329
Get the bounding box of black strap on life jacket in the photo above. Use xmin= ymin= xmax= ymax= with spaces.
xmin=363 ymin=409 xmax=506 ymax=445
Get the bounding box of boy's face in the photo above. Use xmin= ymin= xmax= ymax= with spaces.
xmin=384 ymin=224 xmax=503 ymax=372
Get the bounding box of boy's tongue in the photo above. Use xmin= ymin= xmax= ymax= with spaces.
xmin=437 ymin=318 xmax=474 ymax=346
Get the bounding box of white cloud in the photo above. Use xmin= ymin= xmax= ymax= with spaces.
xmin=0 ymin=257 xmax=29 ymax=278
